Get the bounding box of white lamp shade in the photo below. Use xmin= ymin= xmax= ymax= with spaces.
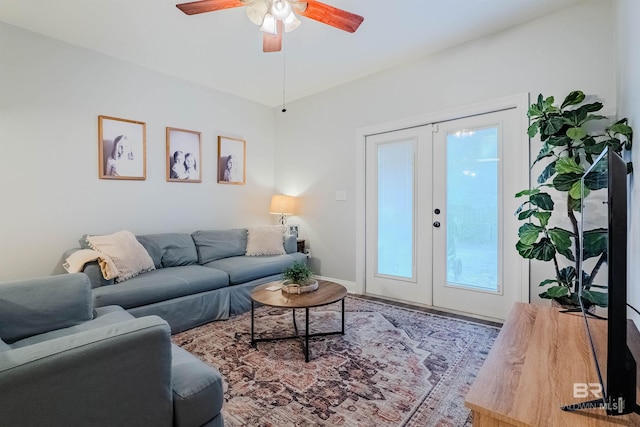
xmin=283 ymin=11 xmax=301 ymax=32
xmin=269 ymin=194 xmax=298 ymax=215
xmin=246 ymin=0 xmax=269 ymax=25
xmin=260 ymin=13 xmax=278 ymax=35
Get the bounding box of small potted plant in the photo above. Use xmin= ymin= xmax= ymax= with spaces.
xmin=281 ymin=261 xmax=318 ymax=294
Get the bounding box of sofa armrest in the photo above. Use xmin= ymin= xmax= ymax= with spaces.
xmin=284 ymin=234 xmax=297 ymax=253
xmin=63 ymin=248 xmax=115 ymax=288
xmin=0 ymin=273 xmax=93 ymax=343
xmin=0 ymin=316 xmax=173 ymax=427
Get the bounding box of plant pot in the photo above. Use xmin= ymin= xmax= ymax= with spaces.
xmin=551 ymin=299 xmax=596 ymax=314
xmin=281 ymin=279 xmax=318 ymax=294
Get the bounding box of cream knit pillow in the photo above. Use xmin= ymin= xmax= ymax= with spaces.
xmin=85 ymin=230 xmax=155 ymax=282
xmin=245 ymin=226 xmax=286 ymax=256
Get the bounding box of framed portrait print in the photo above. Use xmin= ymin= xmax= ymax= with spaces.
xmin=98 ymin=115 xmax=146 ymax=180
xmin=166 ymin=127 xmax=202 ymax=182
xmin=218 ymin=136 xmax=246 ymax=185
xmin=288 ymin=224 xmax=300 ymax=238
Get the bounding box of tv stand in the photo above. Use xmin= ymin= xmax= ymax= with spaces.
xmin=560 ymin=398 xmax=608 ymax=412
xmin=465 ymin=302 xmax=640 ymax=426
xmin=558 ymin=306 xmax=607 ymax=320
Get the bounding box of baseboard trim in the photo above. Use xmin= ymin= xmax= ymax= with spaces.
xmin=315 ymin=276 xmax=358 ymax=295
xmin=359 ymin=293 xmax=504 ymax=325
xmin=315 ymin=277 xmax=503 ymax=325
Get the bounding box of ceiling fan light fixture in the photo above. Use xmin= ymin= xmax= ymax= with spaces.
xmin=283 ymin=11 xmax=301 ymax=32
xmin=260 ymin=13 xmax=278 ymax=34
xmin=176 ymin=0 xmax=363 ymax=52
xmin=246 ymin=1 xmax=269 ymax=25
xmin=292 ymin=1 xmax=307 ymax=13
xmin=270 ymin=0 xmax=292 ymax=20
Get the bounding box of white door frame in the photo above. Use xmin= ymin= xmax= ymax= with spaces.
xmin=355 ymin=93 xmax=531 ymax=311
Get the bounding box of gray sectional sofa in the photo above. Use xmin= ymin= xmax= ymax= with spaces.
xmin=0 ymin=227 xmax=308 ymax=426
xmin=0 ymin=273 xmax=224 ymax=427
xmin=68 ymin=228 xmax=307 ymax=333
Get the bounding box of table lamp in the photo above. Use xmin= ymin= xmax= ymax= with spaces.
xmin=269 ymin=194 xmax=297 ymax=225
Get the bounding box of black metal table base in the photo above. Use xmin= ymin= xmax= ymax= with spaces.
xmin=250 ymin=299 xmax=345 ymax=362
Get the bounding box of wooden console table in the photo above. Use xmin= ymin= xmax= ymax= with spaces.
xmin=465 ymin=302 xmax=640 ymax=427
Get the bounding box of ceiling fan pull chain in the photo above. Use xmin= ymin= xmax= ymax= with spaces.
xmin=282 ymin=40 xmax=287 ymax=113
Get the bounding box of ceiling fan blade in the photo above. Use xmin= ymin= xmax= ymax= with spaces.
xmin=263 ymin=21 xmax=283 ymax=52
xmin=298 ymin=0 xmax=363 ymax=33
xmin=176 ymin=0 xmax=245 ymax=15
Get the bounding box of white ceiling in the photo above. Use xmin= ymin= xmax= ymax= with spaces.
xmin=1 ymin=0 xmax=587 ymax=107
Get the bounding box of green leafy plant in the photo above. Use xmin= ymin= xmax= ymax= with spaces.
xmin=282 ymin=261 xmax=313 ymax=285
xmin=515 ymin=90 xmax=633 ymax=308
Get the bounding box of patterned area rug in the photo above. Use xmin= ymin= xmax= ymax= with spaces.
xmin=173 ymin=296 xmax=500 ymax=426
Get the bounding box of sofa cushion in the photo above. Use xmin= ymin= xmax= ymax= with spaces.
xmin=171 ymin=345 xmax=224 ymax=427
xmin=245 ymin=226 xmax=286 ymax=256
xmin=85 ymin=230 xmax=155 ymax=283
xmin=136 ymin=233 xmax=198 ymax=268
xmin=9 ymin=306 xmax=134 ymax=349
xmin=192 ymin=229 xmax=247 ymax=264
xmin=93 ymin=266 xmax=229 ymax=309
xmin=204 ymin=253 xmax=307 ymax=285
xmin=0 ymin=339 xmax=10 ymax=352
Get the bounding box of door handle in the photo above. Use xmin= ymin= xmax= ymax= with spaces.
xmin=433 ymin=221 xmax=441 ymax=228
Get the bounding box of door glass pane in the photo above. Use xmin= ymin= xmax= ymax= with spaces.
xmin=377 ymin=140 xmax=414 ymax=279
xmin=446 ymin=128 xmax=499 ymax=291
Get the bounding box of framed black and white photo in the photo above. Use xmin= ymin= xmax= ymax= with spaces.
xmin=217 ymin=136 xmax=246 ymax=185
xmin=166 ymin=127 xmax=201 ymax=183
xmin=288 ymin=224 xmax=300 ymax=238
xmin=98 ymin=115 xmax=146 ymax=180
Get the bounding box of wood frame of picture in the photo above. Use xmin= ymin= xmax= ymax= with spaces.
xmin=166 ymin=127 xmax=202 ymax=183
xmin=98 ymin=115 xmax=146 ymax=180
xmin=217 ymin=136 xmax=246 ymax=185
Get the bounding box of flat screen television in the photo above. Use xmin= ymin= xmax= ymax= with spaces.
xmin=568 ymin=147 xmax=637 ymax=415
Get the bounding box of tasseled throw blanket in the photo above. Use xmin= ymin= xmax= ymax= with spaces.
xmin=63 ymin=249 xmax=120 ymax=280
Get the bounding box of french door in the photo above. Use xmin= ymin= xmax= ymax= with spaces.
xmin=431 ymin=109 xmax=523 ymax=319
xmin=364 ymin=108 xmax=525 ymax=320
xmin=365 ymin=126 xmax=433 ymax=305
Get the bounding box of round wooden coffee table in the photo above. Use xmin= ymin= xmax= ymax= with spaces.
xmin=250 ymin=279 xmax=347 ymax=362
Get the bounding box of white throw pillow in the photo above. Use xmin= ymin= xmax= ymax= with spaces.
xmin=245 ymin=226 xmax=286 ymax=256
xmin=85 ymin=230 xmax=155 ymax=282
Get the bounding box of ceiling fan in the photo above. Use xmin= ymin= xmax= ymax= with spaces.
xmin=176 ymin=0 xmax=364 ymax=52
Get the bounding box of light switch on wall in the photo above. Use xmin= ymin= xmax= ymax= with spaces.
xmin=335 ymin=190 xmax=347 ymax=201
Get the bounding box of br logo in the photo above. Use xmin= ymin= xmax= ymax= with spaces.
xmin=573 ymin=383 xmax=603 ymax=398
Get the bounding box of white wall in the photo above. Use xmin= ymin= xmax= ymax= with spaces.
xmin=0 ymin=23 xmax=277 ymax=281
xmin=274 ymin=0 xmax=616 ymax=301
xmin=0 ymin=0 xmax=621 ymax=295
xmin=615 ymin=0 xmax=640 ymax=322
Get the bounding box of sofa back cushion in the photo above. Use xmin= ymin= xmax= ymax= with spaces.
xmin=0 ymin=273 xmax=93 ymax=344
xmin=136 ymin=233 xmax=198 ymax=268
xmin=192 ymin=229 xmax=247 ymax=264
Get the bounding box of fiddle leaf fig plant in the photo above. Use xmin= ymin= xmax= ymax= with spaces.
xmin=515 ymin=90 xmax=633 ymax=308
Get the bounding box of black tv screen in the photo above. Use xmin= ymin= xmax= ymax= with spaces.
xmin=577 ymin=148 xmax=636 ymax=415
